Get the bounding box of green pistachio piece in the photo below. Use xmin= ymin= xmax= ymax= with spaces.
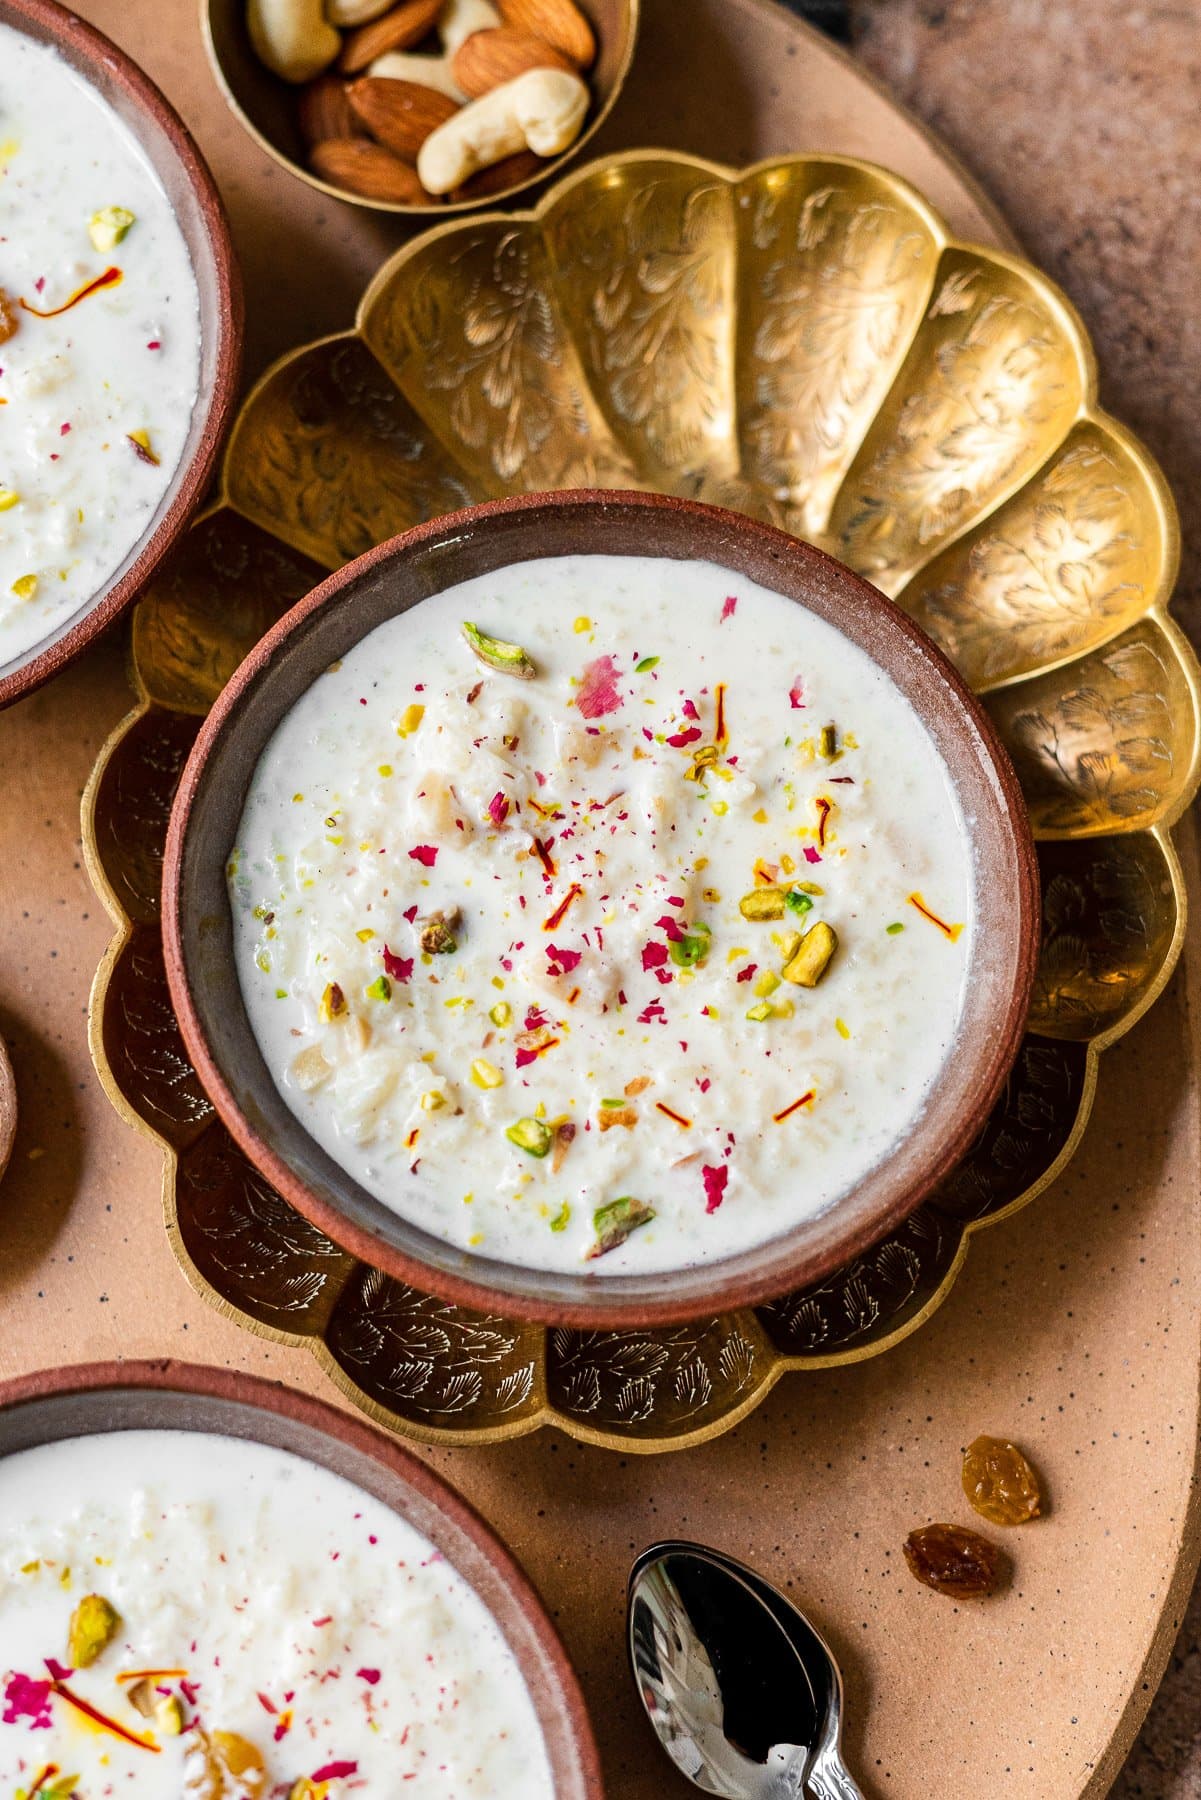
xmin=818 ymin=722 xmax=839 ymax=759
xmin=668 ymin=922 xmax=710 ymax=968
xmin=549 ymin=1201 xmax=571 ymax=1232
xmin=782 ymin=921 xmax=838 ymax=988
xmin=420 ymin=909 xmax=459 ymax=955
xmin=739 ymin=887 xmax=785 ymax=921
xmin=586 ymin=1196 xmax=654 ymax=1259
xmin=461 ymin=621 xmax=536 ymax=679
xmin=506 ymin=1117 xmax=553 ymax=1157
xmin=68 ymin=1593 xmax=121 ymax=1668
xmin=88 ymin=205 xmax=135 ymax=251
xmin=784 ymin=888 xmax=814 ymax=918
xmin=365 ymin=974 xmax=392 ymax=1002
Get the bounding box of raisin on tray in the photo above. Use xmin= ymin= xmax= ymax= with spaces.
xmin=903 ymin=1523 xmax=1004 ymax=1598
xmin=962 ymin=1435 xmax=1042 ymax=1527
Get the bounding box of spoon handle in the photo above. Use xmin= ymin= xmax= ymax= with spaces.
xmin=806 ymin=1750 xmax=865 ymax=1800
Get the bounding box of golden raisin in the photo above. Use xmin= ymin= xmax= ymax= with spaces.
xmin=903 ymin=1523 xmax=1004 ymax=1598
xmin=961 ymin=1435 xmax=1042 ymax=1526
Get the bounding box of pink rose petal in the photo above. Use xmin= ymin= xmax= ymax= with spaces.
xmin=577 ymin=655 xmax=623 ymax=719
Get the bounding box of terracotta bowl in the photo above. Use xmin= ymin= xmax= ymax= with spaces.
xmin=0 ymin=1358 xmax=601 ymax=1794
xmin=0 ymin=0 xmax=242 ymax=709
xmin=163 ymin=491 xmax=1040 ymax=1329
xmin=203 ymin=0 xmax=639 ymax=216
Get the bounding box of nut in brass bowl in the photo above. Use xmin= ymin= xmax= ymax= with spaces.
xmin=202 ymin=0 xmax=639 ymax=216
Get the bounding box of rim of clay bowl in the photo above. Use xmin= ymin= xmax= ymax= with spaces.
xmin=162 ymin=490 xmax=1041 ymax=1329
xmin=0 ymin=0 xmax=243 ymax=708
xmin=201 ymin=0 xmax=640 ymax=217
xmin=0 ymin=1357 xmax=603 ymax=1795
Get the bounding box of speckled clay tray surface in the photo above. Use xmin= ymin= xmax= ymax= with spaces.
xmin=0 ymin=1 xmax=1197 ymax=1795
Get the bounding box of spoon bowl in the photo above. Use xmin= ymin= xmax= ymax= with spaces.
xmin=628 ymin=1542 xmax=863 ymax=1800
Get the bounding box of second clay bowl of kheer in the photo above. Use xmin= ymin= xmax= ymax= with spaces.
xmin=0 ymin=1360 xmax=599 ymax=1793
xmin=163 ymin=491 xmax=1040 ymax=1329
xmin=0 ymin=0 xmax=241 ymax=706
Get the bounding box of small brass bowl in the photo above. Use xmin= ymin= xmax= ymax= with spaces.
xmin=202 ymin=0 xmax=640 ymax=217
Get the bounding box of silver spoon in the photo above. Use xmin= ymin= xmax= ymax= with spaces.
xmin=628 ymin=1541 xmax=864 ymax=1800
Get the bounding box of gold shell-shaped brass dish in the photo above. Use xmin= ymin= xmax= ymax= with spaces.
xmin=84 ymin=152 xmax=1200 ymax=1452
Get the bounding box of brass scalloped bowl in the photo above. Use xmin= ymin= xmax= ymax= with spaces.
xmin=84 ymin=152 xmax=1200 ymax=1453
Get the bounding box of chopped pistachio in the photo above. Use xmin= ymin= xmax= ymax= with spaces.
xmin=127 ymin=428 xmax=159 ymax=465
xmin=318 ymin=981 xmax=346 ymax=1023
xmin=0 ymin=489 xmax=20 ymax=511
xmin=155 ymin=1692 xmax=186 ymax=1735
xmin=291 ymin=1045 xmax=331 ymax=1092
xmin=784 ymin=888 xmax=814 ymax=918
xmin=88 ymin=204 xmax=135 ymax=251
xmin=635 ymin=655 xmax=659 ymax=672
xmin=420 ymin=1089 xmax=446 ymax=1112
xmin=67 ymin=1593 xmax=121 ymax=1668
xmin=684 ymin=744 xmax=719 ymax=783
xmin=587 ymin=1196 xmax=654 ymax=1259
xmin=745 ymin=1001 xmax=775 ymax=1022
xmin=782 ymin=921 xmax=838 ymax=988
xmin=471 ymin=1058 xmax=503 ymax=1089
xmin=461 ymin=620 xmax=536 ymax=679
xmin=775 ymin=930 xmax=802 ymax=962
xmin=739 ymin=887 xmax=785 ymax=921
xmin=549 ymin=1201 xmax=571 ymax=1232
xmin=397 ymin=702 xmax=425 ymax=737
xmin=125 ymin=1678 xmax=156 ymax=1718
xmin=489 ymin=1001 xmax=512 ymax=1026
xmin=506 ymin=1117 xmax=552 ymax=1157
xmin=669 ymin=923 xmax=710 ymax=968
xmin=753 ymin=968 xmax=780 ymax=998
xmin=420 ymin=908 xmax=459 ymax=955
xmin=818 ymin=722 xmax=839 ymax=759
xmin=886 ymin=921 xmax=905 ymax=935
xmin=11 ymin=574 xmax=37 ymax=601
xmin=365 ymin=974 xmax=392 ymax=1002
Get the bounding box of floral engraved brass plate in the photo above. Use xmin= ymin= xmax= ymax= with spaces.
xmin=84 ymin=153 xmax=1200 ymax=1452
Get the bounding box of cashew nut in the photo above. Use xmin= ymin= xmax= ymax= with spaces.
xmin=438 ymin=0 xmax=501 ymax=54
xmin=365 ymin=1 xmax=497 ymax=100
xmin=368 ymin=49 xmax=467 ymax=100
xmin=417 ymin=66 xmax=587 ymax=193
xmin=326 ymin=0 xmax=393 ymax=23
xmin=247 ymin=0 xmax=340 ymax=81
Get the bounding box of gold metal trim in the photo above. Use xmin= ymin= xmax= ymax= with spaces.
xmin=84 ymin=150 xmax=1201 ymax=1453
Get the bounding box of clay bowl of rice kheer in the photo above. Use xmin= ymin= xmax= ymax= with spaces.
xmin=163 ymin=491 xmax=1040 ymax=1330
xmin=0 ymin=0 xmax=241 ymax=706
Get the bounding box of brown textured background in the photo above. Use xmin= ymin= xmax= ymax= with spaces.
xmin=852 ymin=8 xmax=1201 ymax=1791
xmin=0 ymin=1 xmax=1197 ymax=1795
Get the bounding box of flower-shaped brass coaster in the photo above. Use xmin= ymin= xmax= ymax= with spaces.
xmin=85 ymin=153 xmax=1200 ymax=1452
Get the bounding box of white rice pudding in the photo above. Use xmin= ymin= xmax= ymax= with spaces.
xmin=0 ymin=1429 xmax=552 ymax=1797
xmin=0 ymin=24 xmax=201 ymax=671
xmin=231 ymin=555 xmax=974 ymax=1274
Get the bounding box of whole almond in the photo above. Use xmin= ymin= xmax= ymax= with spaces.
xmin=452 ymin=27 xmax=573 ymax=97
xmin=310 ymin=136 xmax=433 ymax=201
xmin=347 ymin=77 xmax=459 ymax=159
xmin=297 ymin=74 xmax=363 ymax=145
xmin=449 ymin=147 xmax=545 ymax=200
xmin=496 ymin=0 xmax=595 ymax=67
xmin=338 ymin=0 xmax=444 ymax=73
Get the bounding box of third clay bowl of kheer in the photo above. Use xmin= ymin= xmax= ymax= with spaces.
xmin=0 ymin=0 xmax=241 ymax=707
xmin=163 ymin=491 xmax=1040 ymax=1329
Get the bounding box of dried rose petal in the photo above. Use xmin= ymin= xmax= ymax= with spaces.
xmin=702 ymin=1164 xmax=728 ymax=1213
xmin=577 ymin=655 xmax=623 ymax=719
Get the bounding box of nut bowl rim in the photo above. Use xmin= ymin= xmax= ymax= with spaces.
xmin=160 ymin=488 xmax=1041 ymax=1330
xmin=0 ymin=1356 xmax=602 ymax=1794
xmin=0 ymin=0 xmax=244 ymax=709
xmin=200 ymin=0 xmax=641 ymax=218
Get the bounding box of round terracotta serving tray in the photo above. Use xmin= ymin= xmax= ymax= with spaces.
xmin=84 ymin=148 xmax=1201 ymax=1453
xmin=0 ymin=1358 xmax=601 ymax=1795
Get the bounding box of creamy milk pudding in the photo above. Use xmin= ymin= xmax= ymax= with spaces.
xmin=231 ymin=555 xmax=974 ymax=1275
xmin=0 ymin=1429 xmax=552 ymax=1798
xmin=0 ymin=24 xmax=201 ymax=670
